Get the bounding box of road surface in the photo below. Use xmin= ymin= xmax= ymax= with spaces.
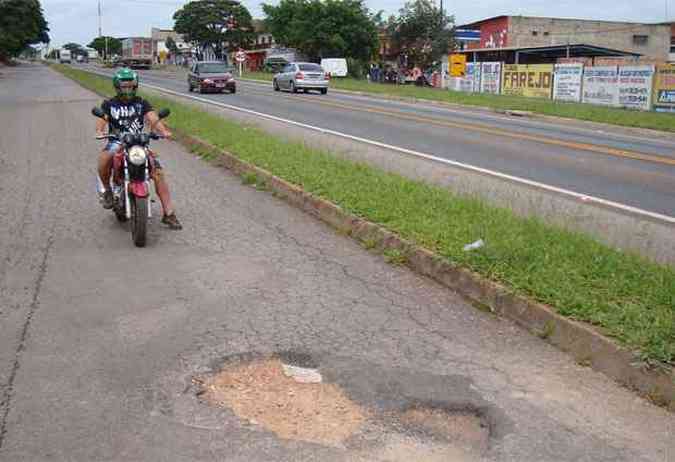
xmin=84 ymin=63 xmax=675 ymax=218
xmin=0 ymin=63 xmax=672 ymax=461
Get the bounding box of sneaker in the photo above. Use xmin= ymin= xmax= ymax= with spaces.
xmin=161 ymin=213 xmax=182 ymax=230
xmin=101 ymin=190 xmax=114 ymax=209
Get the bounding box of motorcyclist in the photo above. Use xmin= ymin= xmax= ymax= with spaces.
xmin=95 ymin=68 xmax=182 ymax=230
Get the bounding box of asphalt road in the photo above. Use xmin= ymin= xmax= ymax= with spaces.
xmin=84 ymin=63 xmax=675 ymax=218
xmin=1 ymin=63 xmax=673 ymax=461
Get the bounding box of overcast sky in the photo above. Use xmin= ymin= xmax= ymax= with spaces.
xmin=42 ymin=0 xmax=674 ymax=48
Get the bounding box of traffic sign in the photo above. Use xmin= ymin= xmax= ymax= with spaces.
xmin=450 ymin=54 xmax=467 ymax=77
xmin=235 ymin=51 xmax=247 ymax=63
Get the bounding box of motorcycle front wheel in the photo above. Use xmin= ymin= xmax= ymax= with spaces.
xmin=114 ymin=195 xmax=127 ymax=222
xmin=130 ymin=196 xmax=147 ymax=247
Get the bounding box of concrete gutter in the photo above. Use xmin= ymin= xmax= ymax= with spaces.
xmin=176 ymin=131 xmax=674 ymax=412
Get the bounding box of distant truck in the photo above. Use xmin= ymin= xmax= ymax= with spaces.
xmin=59 ymin=49 xmax=72 ymax=64
xmin=121 ymin=38 xmax=153 ymax=69
xmin=86 ymin=48 xmax=99 ymax=61
xmin=320 ymin=58 xmax=348 ymax=77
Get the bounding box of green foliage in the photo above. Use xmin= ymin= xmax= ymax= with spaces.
xmin=0 ymin=0 xmax=49 ymax=61
xmin=388 ymin=0 xmax=454 ymax=69
xmin=262 ymin=0 xmax=379 ymax=62
xmin=165 ymin=36 xmax=179 ymax=55
xmin=173 ymin=0 xmax=255 ymax=59
xmin=63 ymin=42 xmax=87 ymax=57
xmin=88 ymin=36 xmax=122 ymax=59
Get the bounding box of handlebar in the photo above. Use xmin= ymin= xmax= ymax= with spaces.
xmin=95 ymin=132 xmax=165 ymax=141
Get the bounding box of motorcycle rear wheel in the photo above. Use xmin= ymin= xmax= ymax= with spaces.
xmin=131 ymin=196 xmax=147 ymax=247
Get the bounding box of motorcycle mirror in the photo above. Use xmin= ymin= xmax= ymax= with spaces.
xmin=158 ymin=108 xmax=170 ymax=119
xmin=91 ymin=107 xmax=105 ymax=118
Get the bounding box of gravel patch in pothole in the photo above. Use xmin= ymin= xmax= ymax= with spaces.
xmin=201 ymin=358 xmax=367 ymax=447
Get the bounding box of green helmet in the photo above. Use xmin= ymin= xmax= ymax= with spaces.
xmin=112 ymin=68 xmax=139 ymax=98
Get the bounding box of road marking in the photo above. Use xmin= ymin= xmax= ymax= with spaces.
xmin=237 ymin=84 xmax=675 ymax=167
xmin=237 ymin=78 xmax=675 ymax=149
xmin=77 ymin=66 xmax=675 ymax=224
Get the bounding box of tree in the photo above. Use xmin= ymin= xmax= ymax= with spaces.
xmin=0 ymin=0 xmax=50 ymax=61
xmin=263 ymin=0 xmax=379 ymax=63
xmin=63 ymin=42 xmax=87 ymax=57
xmin=165 ymin=36 xmax=180 ymax=55
xmin=173 ymin=0 xmax=255 ymax=59
xmin=88 ymin=36 xmax=122 ymax=59
xmin=388 ymin=0 xmax=453 ymax=70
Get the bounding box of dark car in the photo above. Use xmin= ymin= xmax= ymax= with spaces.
xmin=188 ymin=61 xmax=236 ymax=94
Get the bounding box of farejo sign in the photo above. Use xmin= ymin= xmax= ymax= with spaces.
xmin=501 ymin=64 xmax=553 ymax=98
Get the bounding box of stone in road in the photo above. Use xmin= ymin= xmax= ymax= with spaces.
xmin=0 ymin=64 xmax=672 ymax=461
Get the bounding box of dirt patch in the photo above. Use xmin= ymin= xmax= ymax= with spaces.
xmin=358 ymin=433 xmax=482 ymax=462
xmin=201 ymin=358 xmax=367 ymax=446
xmin=400 ymin=408 xmax=489 ymax=454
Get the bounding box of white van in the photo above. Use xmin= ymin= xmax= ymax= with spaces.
xmin=59 ymin=49 xmax=72 ymax=64
xmin=320 ymin=58 xmax=348 ymax=77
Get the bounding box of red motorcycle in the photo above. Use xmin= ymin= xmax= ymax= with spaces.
xmin=92 ymin=107 xmax=170 ymax=247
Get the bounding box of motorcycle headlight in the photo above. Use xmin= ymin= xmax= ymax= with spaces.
xmin=128 ymin=146 xmax=147 ymax=166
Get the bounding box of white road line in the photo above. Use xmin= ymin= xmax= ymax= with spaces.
xmin=235 ymin=79 xmax=675 ymax=149
xmin=81 ymin=66 xmax=675 ymax=225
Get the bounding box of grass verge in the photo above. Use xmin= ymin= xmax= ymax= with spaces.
xmin=242 ymin=70 xmax=675 ymax=133
xmin=53 ymin=63 xmax=675 ymax=365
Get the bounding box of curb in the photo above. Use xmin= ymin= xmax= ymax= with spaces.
xmin=176 ymin=131 xmax=674 ymax=412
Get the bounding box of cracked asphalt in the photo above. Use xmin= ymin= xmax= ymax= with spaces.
xmin=0 ymin=64 xmax=673 ymax=461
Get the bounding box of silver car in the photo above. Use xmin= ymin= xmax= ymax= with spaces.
xmin=273 ymin=62 xmax=329 ymax=94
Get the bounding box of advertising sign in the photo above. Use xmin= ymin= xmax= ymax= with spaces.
xmin=448 ymin=77 xmax=473 ymax=92
xmin=582 ymin=66 xmax=619 ymax=106
xmin=653 ymin=64 xmax=675 ymax=112
xmin=466 ymin=62 xmax=482 ymax=92
xmin=450 ymin=54 xmax=467 ymax=77
xmin=480 ymin=62 xmax=502 ymax=94
xmin=617 ymin=65 xmax=654 ymax=111
xmin=501 ymin=64 xmax=554 ymax=98
xmin=553 ymin=63 xmax=583 ymax=102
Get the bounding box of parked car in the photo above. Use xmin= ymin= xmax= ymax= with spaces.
xmin=188 ymin=61 xmax=236 ymax=94
xmin=273 ymin=62 xmax=329 ymax=94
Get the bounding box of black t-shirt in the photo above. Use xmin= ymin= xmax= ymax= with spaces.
xmin=101 ymin=96 xmax=153 ymax=134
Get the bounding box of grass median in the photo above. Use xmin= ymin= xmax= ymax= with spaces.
xmin=53 ymin=63 xmax=675 ymax=366
xmin=242 ymin=70 xmax=675 ymax=133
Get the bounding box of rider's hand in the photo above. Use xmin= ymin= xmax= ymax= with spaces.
xmin=163 ymin=130 xmax=174 ymax=140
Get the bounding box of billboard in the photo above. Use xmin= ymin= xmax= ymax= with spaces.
xmin=582 ymin=66 xmax=619 ymax=107
xmin=653 ymin=64 xmax=675 ymax=112
xmin=618 ymin=65 xmax=654 ymax=111
xmin=553 ymin=63 xmax=583 ymax=102
xmin=480 ymin=62 xmax=502 ymax=94
xmin=466 ymin=62 xmax=482 ymax=92
xmin=448 ymin=77 xmax=473 ymax=92
xmin=501 ymin=64 xmax=554 ymax=98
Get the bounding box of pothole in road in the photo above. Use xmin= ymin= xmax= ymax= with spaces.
xmin=198 ymin=355 xmax=490 ymax=460
xmin=200 ymin=358 xmax=367 ymax=447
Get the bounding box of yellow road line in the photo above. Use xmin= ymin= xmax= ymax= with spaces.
xmin=240 ymin=85 xmax=675 ymax=167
